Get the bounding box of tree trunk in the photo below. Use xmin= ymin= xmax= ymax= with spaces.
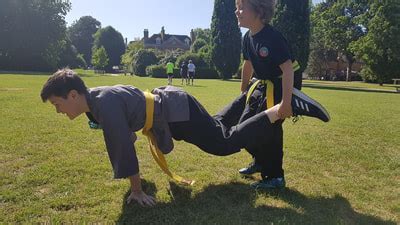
xmin=346 ymin=62 xmax=353 ymax=82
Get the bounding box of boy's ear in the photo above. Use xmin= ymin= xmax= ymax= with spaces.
xmin=68 ymin=90 xmax=79 ymax=99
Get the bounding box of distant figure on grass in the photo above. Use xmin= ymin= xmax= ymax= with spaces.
xmin=166 ymin=61 xmax=175 ymax=85
xmin=180 ymin=61 xmax=188 ymax=85
xmin=40 ymin=69 xmax=329 ymax=206
xmin=187 ymin=60 xmax=196 ymax=85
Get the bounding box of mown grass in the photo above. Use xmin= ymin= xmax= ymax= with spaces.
xmin=0 ymin=73 xmax=399 ymax=224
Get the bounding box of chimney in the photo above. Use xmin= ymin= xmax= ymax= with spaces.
xmin=144 ymin=29 xmax=149 ymax=40
xmin=190 ymin=29 xmax=195 ymax=44
xmin=161 ymin=26 xmax=165 ymax=41
xmin=125 ymin=38 xmax=127 ymax=47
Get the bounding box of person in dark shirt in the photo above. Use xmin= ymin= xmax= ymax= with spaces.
xmin=180 ymin=61 xmax=188 ymax=85
xmin=40 ymin=69 xmax=329 ymax=206
xmin=230 ymin=0 xmax=309 ymax=189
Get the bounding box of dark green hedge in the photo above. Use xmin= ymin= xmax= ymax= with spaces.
xmin=147 ymin=65 xmax=219 ymax=79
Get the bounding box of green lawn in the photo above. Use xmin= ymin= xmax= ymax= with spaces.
xmin=1 ymin=73 xmax=399 ymax=224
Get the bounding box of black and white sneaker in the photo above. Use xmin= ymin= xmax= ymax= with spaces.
xmin=292 ymin=88 xmax=330 ymax=122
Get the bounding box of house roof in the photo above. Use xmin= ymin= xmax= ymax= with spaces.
xmin=144 ymin=33 xmax=191 ymax=45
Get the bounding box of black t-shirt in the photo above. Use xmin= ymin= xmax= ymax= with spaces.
xmin=242 ymin=25 xmax=292 ymax=80
xmin=180 ymin=63 xmax=188 ymax=73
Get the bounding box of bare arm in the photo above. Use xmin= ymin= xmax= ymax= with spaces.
xmin=241 ymin=60 xmax=254 ymax=93
xmin=277 ymin=60 xmax=294 ymax=119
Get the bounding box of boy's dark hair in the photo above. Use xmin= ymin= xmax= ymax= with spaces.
xmin=40 ymin=69 xmax=88 ymax=102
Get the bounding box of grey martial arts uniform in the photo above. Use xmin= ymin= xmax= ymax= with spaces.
xmin=85 ymin=85 xmax=272 ymax=179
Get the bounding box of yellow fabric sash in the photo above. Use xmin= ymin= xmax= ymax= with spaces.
xmin=245 ymin=60 xmax=300 ymax=109
xmin=142 ymin=91 xmax=194 ymax=185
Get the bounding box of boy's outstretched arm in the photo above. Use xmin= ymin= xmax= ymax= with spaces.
xmin=127 ymin=173 xmax=156 ymax=206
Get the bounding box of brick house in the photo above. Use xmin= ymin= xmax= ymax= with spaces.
xmin=142 ymin=27 xmax=195 ymax=51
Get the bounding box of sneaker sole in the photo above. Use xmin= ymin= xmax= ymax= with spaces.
xmin=293 ymin=88 xmax=331 ymax=122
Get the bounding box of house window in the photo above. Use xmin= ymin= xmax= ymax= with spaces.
xmin=185 ymin=38 xmax=190 ymax=45
xmin=156 ymin=37 xmax=161 ymax=45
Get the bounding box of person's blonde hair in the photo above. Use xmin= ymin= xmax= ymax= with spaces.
xmin=241 ymin=0 xmax=276 ymax=25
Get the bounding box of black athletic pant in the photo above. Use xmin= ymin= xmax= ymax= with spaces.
xmin=214 ymin=73 xmax=302 ymax=178
xmin=168 ymin=95 xmax=274 ymax=157
xmin=218 ymin=79 xmax=284 ymax=177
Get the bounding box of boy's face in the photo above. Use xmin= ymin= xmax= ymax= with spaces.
xmin=48 ymin=90 xmax=81 ymax=120
xmin=235 ymin=0 xmax=260 ymax=28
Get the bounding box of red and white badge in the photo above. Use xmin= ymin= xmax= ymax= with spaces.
xmin=259 ymin=47 xmax=269 ymax=58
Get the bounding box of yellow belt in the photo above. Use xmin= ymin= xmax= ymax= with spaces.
xmin=142 ymin=91 xmax=194 ymax=185
xmin=245 ymin=60 xmax=300 ymax=109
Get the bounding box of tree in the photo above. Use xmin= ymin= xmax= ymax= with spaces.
xmin=350 ymin=0 xmax=400 ymax=84
xmin=58 ymin=37 xmax=86 ymax=68
xmin=91 ymin=46 xmax=109 ymax=71
xmin=67 ymin=16 xmax=101 ymax=65
xmin=192 ymin=28 xmax=212 ymax=43
xmin=307 ymin=1 xmax=338 ymax=79
xmin=317 ymin=0 xmax=367 ymax=81
xmin=210 ymin=0 xmax=242 ymax=79
xmin=121 ymin=40 xmax=144 ymax=71
xmin=0 ymin=0 xmax=71 ymax=71
xmin=92 ymin=26 xmax=125 ymax=72
xmin=191 ymin=38 xmax=208 ymax=53
xmin=131 ymin=49 xmax=158 ymax=76
xmin=273 ymin=0 xmax=310 ymax=76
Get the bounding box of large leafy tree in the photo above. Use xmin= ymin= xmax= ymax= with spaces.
xmin=67 ymin=16 xmax=101 ymax=65
xmin=192 ymin=28 xmax=212 ymax=43
xmin=121 ymin=40 xmax=144 ymax=71
xmin=58 ymin=37 xmax=86 ymax=69
xmin=307 ymin=1 xmax=338 ymax=79
xmin=210 ymin=0 xmax=242 ymax=79
xmin=0 ymin=0 xmax=71 ymax=71
xmin=191 ymin=39 xmax=208 ymax=53
xmin=273 ymin=0 xmax=310 ymax=76
xmin=350 ymin=0 xmax=400 ymax=84
xmin=92 ymin=26 xmax=125 ymax=72
xmin=131 ymin=49 xmax=157 ymax=76
xmin=316 ymin=0 xmax=367 ymax=81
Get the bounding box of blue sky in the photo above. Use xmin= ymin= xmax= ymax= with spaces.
xmin=65 ymin=0 xmax=323 ymax=42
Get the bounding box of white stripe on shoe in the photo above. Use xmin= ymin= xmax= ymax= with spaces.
xmin=292 ymin=88 xmax=331 ymax=121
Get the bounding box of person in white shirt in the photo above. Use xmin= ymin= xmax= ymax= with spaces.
xmin=187 ymin=60 xmax=196 ymax=85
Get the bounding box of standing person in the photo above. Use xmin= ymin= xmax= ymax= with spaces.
xmin=187 ymin=60 xmax=196 ymax=85
xmin=180 ymin=61 xmax=188 ymax=85
xmin=40 ymin=69 xmax=329 ymax=206
xmin=231 ymin=0 xmax=305 ymax=189
xmin=166 ymin=61 xmax=175 ymax=85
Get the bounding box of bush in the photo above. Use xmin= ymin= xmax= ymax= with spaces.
xmin=132 ymin=49 xmax=158 ymax=76
xmin=195 ymin=67 xmax=219 ymax=79
xmin=158 ymin=54 xmax=178 ymax=66
xmin=147 ymin=64 xmax=179 ymax=78
xmin=147 ymin=65 xmax=218 ymax=79
xmin=176 ymin=52 xmax=208 ymax=68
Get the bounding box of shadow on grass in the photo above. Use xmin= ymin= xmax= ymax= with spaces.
xmin=303 ymin=83 xmax=399 ymax=94
xmin=117 ymin=181 xmax=394 ymax=224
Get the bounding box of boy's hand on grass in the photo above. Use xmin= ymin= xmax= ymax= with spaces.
xmin=277 ymin=102 xmax=292 ymax=119
xmin=127 ymin=190 xmax=156 ymax=207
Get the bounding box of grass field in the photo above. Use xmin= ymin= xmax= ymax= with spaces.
xmin=1 ymin=73 xmax=399 ymax=224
